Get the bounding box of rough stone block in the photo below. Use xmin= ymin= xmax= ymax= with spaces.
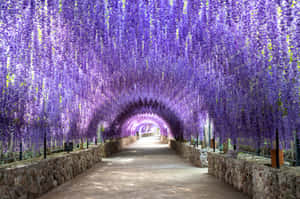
xmin=208 ymin=153 xmax=298 ymax=199
xmin=0 ymin=136 xmax=137 ymax=199
xmin=170 ymin=140 xmax=208 ymax=168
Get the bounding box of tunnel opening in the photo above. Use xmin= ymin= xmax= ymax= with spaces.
xmin=0 ymin=0 xmax=298 ymax=198
xmin=119 ymin=113 xmax=171 ymax=139
xmin=100 ymin=98 xmax=184 ymax=142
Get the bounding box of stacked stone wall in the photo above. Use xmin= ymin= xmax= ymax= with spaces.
xmin=208 ymin=152 xmax=300 ymax=199
xmin=102 ymin=136 xmax=138 ymax=157
xmin=141 ymin=133 xmax=156 ymax=137
xmin=160 ymin=136 xmax=169 ymax=144
xmin=0 ymin=136 xmax=137 ymax=199
xmin=169 ymin=140 xmax=208 ymax=168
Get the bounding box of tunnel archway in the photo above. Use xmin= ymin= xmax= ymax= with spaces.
xmin=119 ymin=113 xmax=171 ymax=137
xmin=0 ymin=0 xmax=298 ymax=160
xmin=0 ymin=2 xmax=299 ymax=199
xmin=91 ymin=97 xmax=185 ymax=141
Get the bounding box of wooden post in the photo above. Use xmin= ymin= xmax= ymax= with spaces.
xmin=44 ymin=130 xmax=47 ymax=159
xmin=19 ymin=141 xmax=22 ymax=161
xmin=0 ymin=141 xmax=2 ymax=161
xmin=256 ymin=139 xmax=261 ymax=156
xmin=271 ymin=130 xmax=284 ymax=168
xmin=233 ymin=139 xmax=237 ymax=151
xmin=213 ymin=137 xmax=216 ymax=152
xmin=276 ymin=129 xmax=280 ymax=168
xmin=208 ymin=118 xmax=211 ymax=148
xmin=223 ymin=139 xmax=229 ymax=153
xmin=9 ymin=133 xmax=14 ymax=159
xmin=203 ymin=129 xmax=206 ymax=148
xmin=80 ymin=138 xmax=83 ymax=149
xmin=295 ymin=131 xmax=300 ymax=166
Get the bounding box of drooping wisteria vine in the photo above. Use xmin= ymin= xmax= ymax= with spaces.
xmin=0 ymin=0 xmax=299 ymax=154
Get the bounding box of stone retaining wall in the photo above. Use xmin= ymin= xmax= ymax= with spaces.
xmin=140 ymin=133 xmax=156 ymax=137
xmin=0 ymin=136 xmax=137 ymax=199
xmin=208 ymin=152 xmax=300 ymax=199
xmin=160 ymin=135 xmax=169 ymax=144
xmin=169 ymin=140 xmax=208 ymax=167
xmin=101 ymin=136 xmax=138 ymax=157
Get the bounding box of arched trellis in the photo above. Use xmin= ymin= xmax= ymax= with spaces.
xmin=136 ymin=123 xmax=160 ymax=134
xmin=120 ymin=113 xmax=171 ymax=137
xmin=89 ymin=97 xmax=185 ymax=141
xmin=0 ymin=0 xmax=299 ymax=156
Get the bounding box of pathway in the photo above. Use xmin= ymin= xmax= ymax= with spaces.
xmin=39 ymin=136 xmax=249 ymax=199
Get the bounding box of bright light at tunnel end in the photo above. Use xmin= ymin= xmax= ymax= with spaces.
xmin=121 ymin=113 xmax=172 ymax=138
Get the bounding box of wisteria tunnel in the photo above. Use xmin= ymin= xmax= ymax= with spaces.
xmin=0 ymin=0 xmax=299 ymax=199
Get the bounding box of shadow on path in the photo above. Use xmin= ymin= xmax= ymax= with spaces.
xmin=39 ymin=135 xmax=249 ymax=199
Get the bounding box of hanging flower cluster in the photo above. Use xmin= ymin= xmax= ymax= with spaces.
xmin=0 ymin=0 xmax=299 ymax=154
